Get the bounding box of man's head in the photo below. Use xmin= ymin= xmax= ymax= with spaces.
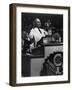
xmin=33 ymin=18 xmax=41 ymax=28
xmin=44 ymin=20 xmax=51 ymax=29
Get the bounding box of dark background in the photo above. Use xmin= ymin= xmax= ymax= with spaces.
xmin=21 ymin=13 xmax=63 ymax=40
xmin=21 ymin=13 xmax=63 ymax=77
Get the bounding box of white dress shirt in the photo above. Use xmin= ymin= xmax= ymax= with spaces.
xmin=29 ymin=27 xmax=48 ymax=43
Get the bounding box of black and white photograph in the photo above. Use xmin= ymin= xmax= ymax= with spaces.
xmin=9 ymin=3 xmax=70 ymax=86
xmin=21 ymin=13 xmax=63 ymax=77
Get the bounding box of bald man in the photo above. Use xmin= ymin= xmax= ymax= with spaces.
xmin=29 ymin=18 xmax=48 ymax=51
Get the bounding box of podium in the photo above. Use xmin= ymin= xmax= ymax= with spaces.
xmin=22 ymin=43 xmax=63 ymax=77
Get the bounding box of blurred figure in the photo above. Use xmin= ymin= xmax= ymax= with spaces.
xmin=44 ymin=20 xmax=53 ymax=43
xmin=44 ymin=20 xmax=61 ymax=43
xmin=44 ymin=20 xmax=55 ymax=36
xmin=52 ymin=32 xmax=61 ymax=43
xmin=44 ymin=20 xmax=51 ymax=29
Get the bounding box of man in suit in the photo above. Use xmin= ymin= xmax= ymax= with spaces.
xmin=29 ymin=18 xmax=48 ymax=51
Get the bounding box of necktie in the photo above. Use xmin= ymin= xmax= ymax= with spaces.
xmin=38 ymin=28 xmax=42 ymax=34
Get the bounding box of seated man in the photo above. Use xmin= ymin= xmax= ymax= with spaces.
xmin=52 ymin=32 xmax=61 ymax=43
xmin=29 ymin=18 xmax=48 ymax=52
xmin=43 ymin=20 xmax=55 ymax=43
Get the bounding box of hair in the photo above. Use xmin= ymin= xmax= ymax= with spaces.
xmin=32 ymin=18 xmax=41 ymax=28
